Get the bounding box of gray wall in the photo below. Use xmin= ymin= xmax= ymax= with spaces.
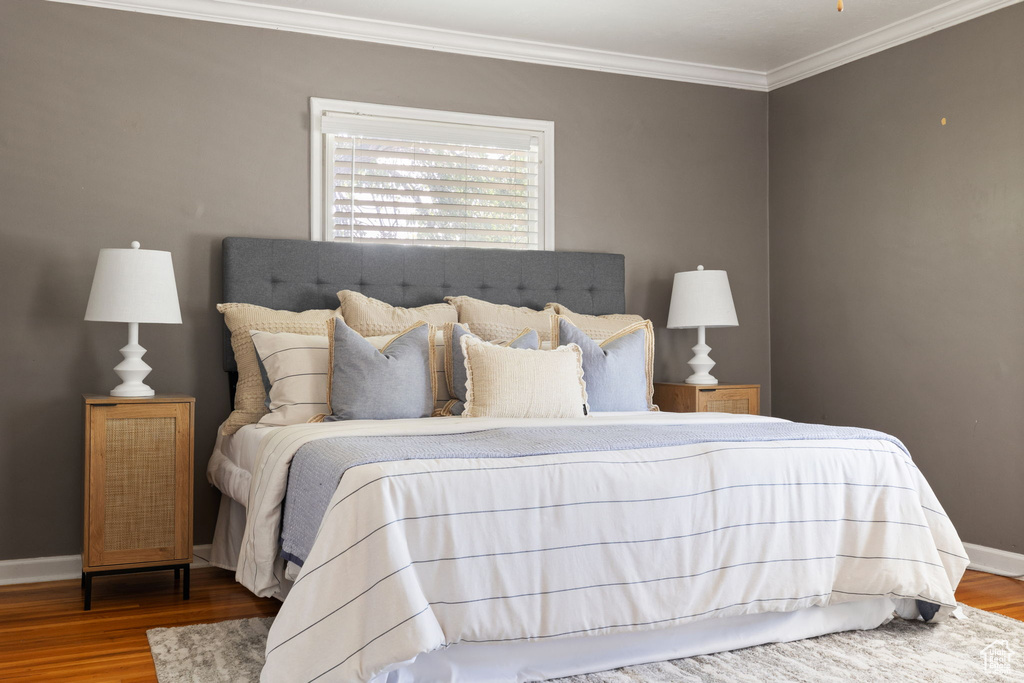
xmin=769 ymin=5 xmax=1024 ymax=553
xmin=0 ymin=1 xmax=769 ymax=560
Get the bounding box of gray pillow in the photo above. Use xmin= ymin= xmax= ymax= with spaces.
xmin=326 ymin=318 xmax=434 ymax=421
xmin=254 ymin=350 xmax=272 ymax=411
xmin=556 ymin=317 xmax=652 ymax=412
xmin=444 ymin=323 xmax=539 ymax=416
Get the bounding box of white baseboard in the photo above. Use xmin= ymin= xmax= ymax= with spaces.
xmin=0 ymin=544 xmax=213 ymax=586
xmin=5 ymin=542 xmax=1021 ymax=585
xmin=964 ymin=543 xmax=1024 ymax=579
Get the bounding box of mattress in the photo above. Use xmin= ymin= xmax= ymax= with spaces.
xmin=208 ymin=411 xmax=967 ymax=683
xmin=206 ymin=412 xmax=779 ymax=573
xmin=206 ymin=413 xmax=763 ymax=576
xmin=208 ymin=412 xmax=779 ymax=504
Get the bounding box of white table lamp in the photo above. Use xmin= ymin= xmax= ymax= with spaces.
xmin=667 ymin=265 xmax=738 ymax=385
xmin=85 ymin=241 xmax=182 ymax=397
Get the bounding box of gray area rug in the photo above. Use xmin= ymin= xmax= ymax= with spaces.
xmin=148 ymin=605 xmax=1023 ymax=682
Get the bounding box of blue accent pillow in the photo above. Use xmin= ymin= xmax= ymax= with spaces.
xmin=325 ymin=318 xmax=434 ymax=421
xmin=555 ymin=316 xmax=655 ymax=412
xmin=443 ymin=323 xmax=539 ymax=415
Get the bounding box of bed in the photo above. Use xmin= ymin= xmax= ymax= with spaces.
xmin=207 ymin=237 xmax=968 ymax=683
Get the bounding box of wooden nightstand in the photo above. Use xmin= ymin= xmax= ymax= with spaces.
xmin=654 ymin=383 xmax=760 ymax=415
xmin=82 ymin=394 xmax=194 ymax=610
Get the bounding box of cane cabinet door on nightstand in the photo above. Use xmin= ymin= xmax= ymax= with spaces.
xmin=653 ymin=383 xmax=760 ymax=416
xmin=83 ymin=396 xmax=194 ymax=572
xmin=696 ymin=386 xmax=760 ymax=415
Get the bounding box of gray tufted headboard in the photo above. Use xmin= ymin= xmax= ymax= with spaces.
xmin=222 ymin=237 xmax=626 ymax=373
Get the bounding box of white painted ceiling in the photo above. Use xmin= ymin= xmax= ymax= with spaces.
xmin=54 ymin=0 xmax=1023 ymax=88
xmin=244 ymin=0 xmax=941 ymax=72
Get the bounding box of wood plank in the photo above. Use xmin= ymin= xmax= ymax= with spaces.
xmin=0 ymin=567 xmax=279 ymax=682
xmin=956 ymin=569 xmax=1024 ymax=620
xmin=0 ymin=567 xmax=1018 ymax=680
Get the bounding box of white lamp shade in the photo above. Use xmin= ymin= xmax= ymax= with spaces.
xmin=85 ymin=242 xmax=182 ymax=324
xmin=667 ymin=267 xmax=738 ymax=329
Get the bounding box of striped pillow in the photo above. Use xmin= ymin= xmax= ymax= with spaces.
xmin=250 ymin=331 xmax=330 ymax=426
xmin=252 ymin=328 xmax=451 ymax=424
xmin=216 ymin=303 xmax=336 ymax=435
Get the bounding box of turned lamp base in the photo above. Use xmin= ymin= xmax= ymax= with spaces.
xmin=684 ymin=325 xmax=719 ymax=385
xmin=109 ymin=322 xmax=155 ymax=397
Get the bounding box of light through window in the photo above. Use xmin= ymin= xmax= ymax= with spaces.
xmin=311 ymin=99 xmax=554 ymax=249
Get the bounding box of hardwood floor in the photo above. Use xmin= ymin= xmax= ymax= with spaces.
xmin=955 ymin=569 xmax=1024 ymax=620
xmin=0 ymin=567 xmax=1020 ymax=681
xmin=0 ymin=567 xmax=279 ymax=682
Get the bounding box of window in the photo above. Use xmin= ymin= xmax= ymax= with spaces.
xmin=310 ymin=98 xmax=553 ymax=250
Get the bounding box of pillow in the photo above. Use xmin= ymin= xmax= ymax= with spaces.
xmin=461 ymin=336 xmax=588 ymax=418
xmin=544 ymin=303 xmax=645 ymax=341
xmin=444 ymin=295 xmax=554 ymax=342
xmin=553 ymin=316 xmax=657 ymax=412
xmin=364 ymin=329 xmax=449 ymax=416
xmin=441 ymin=323 xmax=539 ymax=416
xmin=431 ymin=329 xmax=450 ymax=415
xmin=250 ymin=331 xmax=329 ymax=426
xmin=338 ymin=290 xmax=456 ymax=336
xmin=216 ymin=303 xmax=336 ymax=434
xmin=326 ymin=318 xmax=435 ymax=421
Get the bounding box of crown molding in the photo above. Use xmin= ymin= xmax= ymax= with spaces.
xmin=767 ymin=0 xmax=1023 ymax=89
xmin=46 ymin=0 xmax=770 ymax=91
xmin=48 ymin=0 xmax=1022 ymax=92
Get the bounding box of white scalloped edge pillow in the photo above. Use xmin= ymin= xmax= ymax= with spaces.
xmin=461 ymin=336 xmax=588 ymax=418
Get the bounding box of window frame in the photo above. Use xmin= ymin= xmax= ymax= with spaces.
xmin=309 ymin=97 xmax=555 ymax=250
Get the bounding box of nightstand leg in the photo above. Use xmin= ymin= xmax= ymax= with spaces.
xmin=174 ymin=567 xmax=180 ymax=582
xmin=83 ymin=573 xmax=92 ymax=611
xmin=183 ymin=565 xmax=190 ymax=601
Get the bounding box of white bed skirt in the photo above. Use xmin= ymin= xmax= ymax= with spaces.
xmin=371 ymin=597 xmax=896 ymax=683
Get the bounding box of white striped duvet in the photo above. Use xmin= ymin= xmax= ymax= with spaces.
xmin=234 ymin=412 xmax=968 ymax=682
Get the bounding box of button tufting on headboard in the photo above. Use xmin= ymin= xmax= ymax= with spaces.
xmin=221 ymin=237 xmax=626 ymax=372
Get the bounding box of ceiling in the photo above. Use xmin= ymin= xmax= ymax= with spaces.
xmin=53 ymin=0 xmax=1022 ymax=89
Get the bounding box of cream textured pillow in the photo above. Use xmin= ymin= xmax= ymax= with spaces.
xmin=445 ymin=296 xmax=554 ymax=342
xmin=250 ymin=331 xmax=329 ymax=426
xmin=216 ymin=303 xmax=336 ymax=435
xmin=461 ymin=336 xmax=588 ymax=418
xmin=544 ymin=303 xmax=645 ymax=341
xmin=441 ymin=323 xmax=539 ymax=416
xmin=338 ymin=290 xmax=456 ymax=337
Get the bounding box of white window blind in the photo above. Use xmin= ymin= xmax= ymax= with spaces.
xmin=311 ymin=99 xmax=553 ymax=249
